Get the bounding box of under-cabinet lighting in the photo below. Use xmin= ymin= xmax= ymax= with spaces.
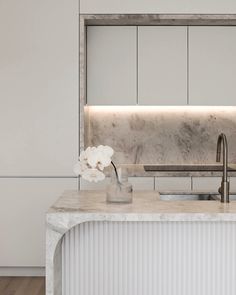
xmin=85 ymin=105 xmax=236 ymax=113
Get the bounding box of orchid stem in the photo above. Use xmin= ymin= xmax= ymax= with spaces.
xmin=111 ymin=161 xmax=122 ymax=186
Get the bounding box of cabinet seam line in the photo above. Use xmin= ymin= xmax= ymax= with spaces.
xmin=136 ymin=26 xmax=139 ymax=105
xmin=187 ymin=26 xmax=189 ymax=105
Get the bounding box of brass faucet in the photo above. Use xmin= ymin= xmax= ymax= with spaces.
xmin=216 ymin=133 xmax=230 ymax=203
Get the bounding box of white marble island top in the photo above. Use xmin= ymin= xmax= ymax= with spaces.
xmin=47 ymin=190 xmax=236 ymax=228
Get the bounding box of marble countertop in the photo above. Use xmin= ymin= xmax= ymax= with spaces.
xmin=47 ymin=191 xmax=236 ymax=228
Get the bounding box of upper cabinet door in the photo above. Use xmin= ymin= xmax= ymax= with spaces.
xmin=87 ymin=26 xmax=137 ymax=105
xmin=0 ymin=0 xmax=78 ymax=176
xmin=189 ymin=26 xmax=236 ymax=106
xmin=138 ymin=26 xmax=188 ymax=105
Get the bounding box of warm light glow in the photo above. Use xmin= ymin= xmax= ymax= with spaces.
xmin=85 ymin=105 xmax=236 ymax=113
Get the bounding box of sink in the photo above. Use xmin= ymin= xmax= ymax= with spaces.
xmin=159 ymin=192 xmax=236 ymax=201
xmin=159 ymin=193 xmax=219 ymax=201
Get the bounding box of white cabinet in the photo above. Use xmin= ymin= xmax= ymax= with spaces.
xmin=87 ymin=26 xmax=187 ymax=106
xmin=87 ymin=26 xmax=137 ymax=105
xmin=192 ymin=177 xmax=221 ymax=191
xmin=0 ymin=178 xmax=77 ymax=266
xmin=86 ymin=24 xmax=236 ymax=107
xmin=230 ymin=177 xmax=236 ymax=192
xmin=80 ymin=177 xmax=154 ymax=191
xmin=0 ymin=0 xmax=78 ymax=176
xmin=138 ymin=26 xmax=188 ymax=105
xmin=155 ymin=177 xmax=191 ymax=191
xmin=189 ymin=26 xmax=236 ymax=106
xmin=80 ymin=177 xmax=110 ymax=190
xmin=128 ymin=177 xmax=154 ymax=190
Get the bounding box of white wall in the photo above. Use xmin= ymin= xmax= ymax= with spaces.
xmin=80 ymin=0 xmax=236 ymax=14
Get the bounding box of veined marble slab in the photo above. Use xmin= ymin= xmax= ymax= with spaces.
xmin=84 ymin=106 xmax=236 ymax=166
xmin=48 ymin=190 xmax=236 ymax=223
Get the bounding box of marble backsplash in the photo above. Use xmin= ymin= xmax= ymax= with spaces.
xmin=84 ymin=106 xmax=236 ymax=165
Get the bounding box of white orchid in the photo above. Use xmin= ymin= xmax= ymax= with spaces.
xmin=84 ymin=147 xmax=97 ymax=168
xmin=82 ymin=168 xmax=105 ymax=183
xmin=73 ymin=161 xmax=88 ymax=175
xmin=97 ymin=145 xmax=114 ymax=170
xmin=73 ymin=145 xmax=115 ymax=183
xmin=79 ymin=149 xmax=88 ymax=162
xmin=97 ymin=145 xmax=114 ymax=157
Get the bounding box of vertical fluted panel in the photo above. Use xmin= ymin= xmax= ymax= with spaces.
xmin=62 ymin=221 xmax=236 ymax=295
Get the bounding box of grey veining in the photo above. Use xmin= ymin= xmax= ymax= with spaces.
xmin=85 ymin=107 xmax=236 ymax=165
xmin=80 ymin=14 xmax=236 ymax=26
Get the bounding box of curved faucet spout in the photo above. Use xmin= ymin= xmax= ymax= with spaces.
xmin=216 ymin=133 xmax=230 ymax=203
xmin=216 ymin=133 xmax=228 ymax=182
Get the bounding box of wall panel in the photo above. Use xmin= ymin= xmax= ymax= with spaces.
xmin=80 ymin=0 xmax=236 ymax=14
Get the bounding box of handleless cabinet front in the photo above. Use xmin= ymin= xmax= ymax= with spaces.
xmin=0 ymin=178 xmax=77 ymax=266
xmin=0 ymin=0 xmax=78 ymax=176
xmin=189 ymin=26 xmax=236 ymax=106
xmin=87 ymin=26 xmax=137 ymax=105
xmin=138 ymin=26 xmax=188 ymax=105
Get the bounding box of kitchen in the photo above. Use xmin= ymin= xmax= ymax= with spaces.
xmin=1 ymin=2 xmax=236 ymax=295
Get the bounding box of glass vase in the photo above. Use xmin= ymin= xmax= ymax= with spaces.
xmin=106 ymin=167 xmax=133 ymax=203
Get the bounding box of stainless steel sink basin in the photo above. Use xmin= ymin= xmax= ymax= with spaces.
xmin=159 ymin=193 xmax=219 ymax=201
xmin=159 ymin=192 xmax=236 ymax=201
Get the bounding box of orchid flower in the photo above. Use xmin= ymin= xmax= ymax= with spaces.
xmin=73 ymin=145 xmax=119 ymax=183
xmin=82 ymin=168 xmax=105 ymax=183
